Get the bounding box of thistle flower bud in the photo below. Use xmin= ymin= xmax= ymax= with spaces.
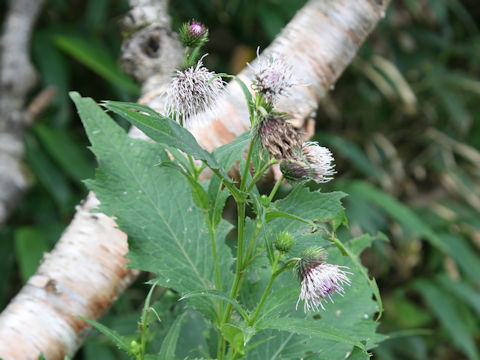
xmin=248 ymin=49 xmax=294 ymax=104
xmin=257 ymin=114 xmax=302 ymax=160
xmin=295 ymin=247 xmax=351 ymax=312
xmin=179 ymin=20 xmax=208 ymax=47
xmin=280 ymin=142 xmax=336 ymax=183
xmin=166 ymin=57 xmax=224 ymax=126
xmin=274 ymin=232 xmax=295 ymax=253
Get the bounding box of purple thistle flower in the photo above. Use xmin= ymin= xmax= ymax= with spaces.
xmin=189 ymin=22 xmax=205 ymax=37
xmin=295 ymin=248 xmax=351 ymax=312
xmin=179 ymin=20 xmax=208 ymax=48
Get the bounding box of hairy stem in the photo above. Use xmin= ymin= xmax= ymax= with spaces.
xmin=187 ymin=154 xmax=198 ymax=180
xmin=240 ymin=140 xmax=255 ymax=191
xmin=224 ymin=201 xmax=246 ymax=322
xmin=268 ymin=175 xmax=283 ymax=202
xmin=248 ymin=253 xmax=280 ymax=326
xmin=244 ymin=221 xmax=262 ymax=266
xmin=246 ymin=158 xmax=277 ymax=193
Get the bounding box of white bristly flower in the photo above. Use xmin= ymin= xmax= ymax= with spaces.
xmin=248 ymin=49 xmax=294 ymax=103
xmin=280 ymin=141 xmax=336 ymax=183
xmin=296 ymin=262 xmax=352 ymax=312
xmin=294 ymin=247 xmax=351 ymax=312
xmin=302 ymin=142 xmax=336 ymax=183
xmin=166 ymin=57 xmax=224 ymax=126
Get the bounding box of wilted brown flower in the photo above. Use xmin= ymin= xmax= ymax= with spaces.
xmin=257 ymin=114 xmax=302 ymax=160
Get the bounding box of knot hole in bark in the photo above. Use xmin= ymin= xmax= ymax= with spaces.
xmin=142 ymin=31 xmax=162 ymax=58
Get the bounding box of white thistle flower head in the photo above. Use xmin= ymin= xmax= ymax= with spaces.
xmin=295 ymin=248 xmax=352 ymax=312
xmin=248 ymin=49 xmax=294 ymax=104
xmin=280 ymin=142 xmax=336 ymax=183
xmin=166 ymin=57 xmax=224 ymax=126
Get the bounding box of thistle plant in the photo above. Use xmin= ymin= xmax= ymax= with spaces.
xmin=71 ymin=20 xmax=383 ymax=360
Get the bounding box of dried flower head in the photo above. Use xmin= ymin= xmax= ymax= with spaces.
xmin=257 ymin=114 xmax=302 ymax=159
xmin=249 ymin=49 xmax=294 ymax=103
xmin=179 ymin=20 xmax=208 ymax=47
xmin=166 ymin=57 xmax=224 ymax=126
xmin=295 ymin=248 xmax=351 ymax=312
xmin=280 ymin=142 xmax=336 ymax=183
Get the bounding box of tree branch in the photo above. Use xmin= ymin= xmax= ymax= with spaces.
xmin=0 ymin=0 xmax=390 ymax=358
xmin=0 ymin=0 xmax=45 ymax=226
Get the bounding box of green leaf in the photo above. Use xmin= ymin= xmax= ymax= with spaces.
xmin=34 ymin=124 xmax=93 ymax=183
xmin=102 ymin=101 xmax=220 ymax=170
xmin=83 ymin=340 xmax=118 ymax=360
xmin=180 ymin=290 xmax=249 ymax=322
xmin=221 ymin=323 xmax=245 ymax=354
xmin=71 ymin=92 xmax=234 ymax=321
xmin=77 ymin=315 xmax=134 ymax=356
xmin=25 ymin=135 xmax=72 ymax=211
xmin=213 ymin=130 xmax=250 ymax=170
xmin=215 ymin=74 xmax=255 ymax=121
xmin=437 ymin=233 xmax=480 ymax=281
xmin=330 ymin=235 xmax=383 ymax=319
xmin=55 ymin=35 xmax=139 ymax=95
xmin=347 ymin=346 xmax=371 ymax=360
xmin=162 ymin=161 xmax=210 ymax=210
xmin=257 ymin=188 xmax=347 ymax=262
xmin=14 ymin=227 xmax=49 ymax=283
xmin=271 ymin=187 xmax=347 ymax=226
xmin=207 ymin=175 xmax=230 ymax=229
xmin=315 ymin=134 xmax=381 ymax=181
xmin=243 ymin=237 xmax=383 ymax=359
xmin=345 ymin=181 xmax=445 ymax=251
xmin=141 ymin=281 xmax=159 ymax=325
xmin=265 ymin=209 xmax=315 ymax=226
xmin=103 ymin=100 xmax=244 ymax=201
xmin=437 ymin=275 xmax=480 ymax=318
xmin=158 ymin=312 xmax=188 ymax=359
xmin=415 ymin=280 xmax=479 ymax=360
xmin=256 ymin=317 xmax=365 ymax=348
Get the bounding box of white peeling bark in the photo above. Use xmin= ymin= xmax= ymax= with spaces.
xmin=0 ymin=0 xmax=390 ymax=358
xmin=0 ymin=194 xmax=135 ymax=359
xmin=0 ymin=0 xmax=45 ymax=225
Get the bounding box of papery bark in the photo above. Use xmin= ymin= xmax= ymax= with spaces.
xmin=0 ymin=0 xmax=390 ymax=358
xmin=0 ymin=0 xmax=45 ymax=226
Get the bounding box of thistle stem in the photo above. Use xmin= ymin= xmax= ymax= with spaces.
xmin=244 ymin=221 xmax=262 ymax=266
xmin=240 ymin=140 xmax=255 ymax=191
xmin=248 ymin=253 xmax=280 ymax=326
xmin=207 ymin=221 xmax=222 ymax=300
xmin=222 ymin=200 xmax=246 ymax=326
xmin=268 ymin=175 xmax=283 ymax=202
xmin=246 ymin=158 xmax=277 ymax=193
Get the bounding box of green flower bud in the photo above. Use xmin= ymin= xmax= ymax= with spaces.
xmin=130 ymin=340 xmax=140 ymax=353
xmin=260 ymin=194 xmax=270 ymax=207
xmin=274 ymin=231 xmax=295 ymax=253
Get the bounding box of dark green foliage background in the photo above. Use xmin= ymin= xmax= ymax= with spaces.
xmin=1 ymin=0 xmax=479 ymax=359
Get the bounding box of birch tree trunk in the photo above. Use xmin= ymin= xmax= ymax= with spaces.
xmin=0 ymin=0 xmax=390 ymax=358
xmin=0 ymin=0 xmax=45 ymax=225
